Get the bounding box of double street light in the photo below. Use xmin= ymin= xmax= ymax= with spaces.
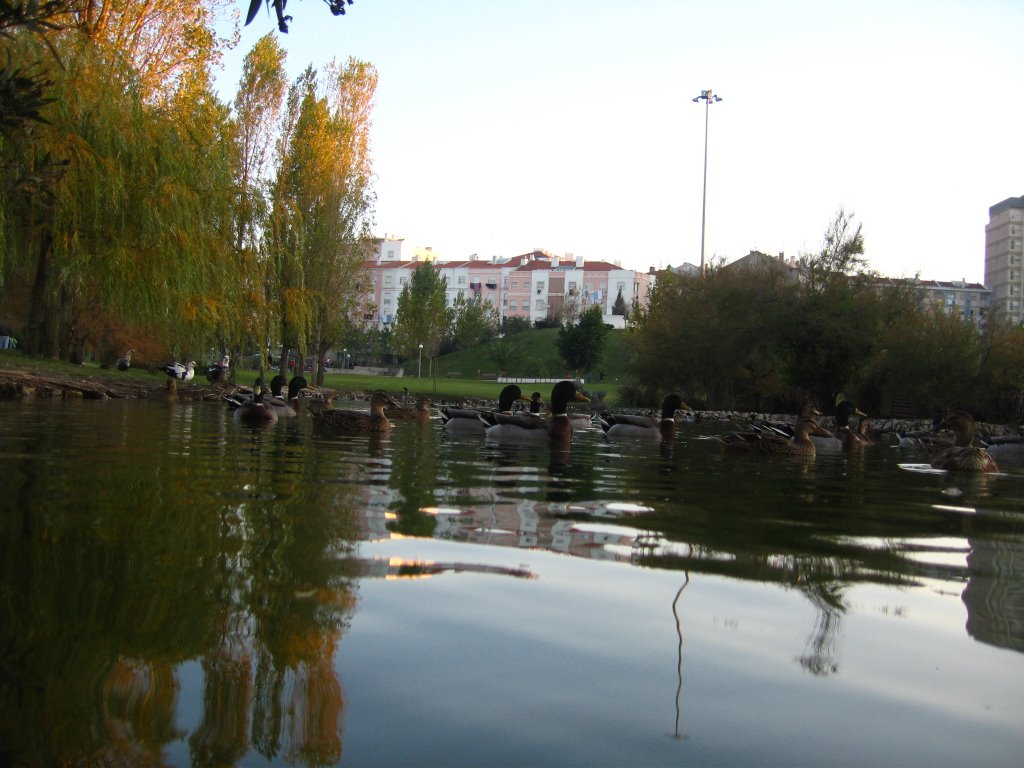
xmin=692 ymin=89 xmax=722 ymax=277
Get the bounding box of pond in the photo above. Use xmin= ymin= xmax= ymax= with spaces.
xmin=1 ymin=395 xmax=1023 ymax=767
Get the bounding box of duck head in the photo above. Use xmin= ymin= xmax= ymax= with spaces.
xmin=550 ymin=380 xmax=590 ymax=415
xmin=661 ymin=394 xmax=689 ymax=419
xmin=932 ymin=412 xmax=978 ymax=447
xmin=497 ymin=385 xmax=531 ymax=412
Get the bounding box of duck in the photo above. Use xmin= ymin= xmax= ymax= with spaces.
xmin=440 ymin=385 xmax=530 ymax=435
xmin=749 ymin=402 xmax=822 ymax=438
xmin=160 ymin=360 xmax=197 ymax=382
xmin=980 ymin=432 xmax=1024 ymax=464
xmin=115 ymin=349 xmax=134 ymax=371
xmin=598 ymin=394 xmax=688 ymax=441
xmin=267 ymin=375 xmax=309 ymax=418
xmin=310 ymin=389 xmax=397 ymax=432
xmin=525 ymin=389 xmax=593 ymax=428
xmin=841 ymin=414 xmax=874 ymax=450
xmin=713 ymin=415 xmax=833 ymax=456
xmin=527 ymin=391 xmax=545 ymax=415
xmin=205 ymin=354 xmax=230 ymax=384
xmin=480 ymin=380 xmax=591 ymax=445
xmin=233 ymin=379 xmax=278 ymax=425
xmin=386 ymin=396 xmax=434 ymax=421
xmin=818 ymin=400 xmax=867 ymax=451
xmin=898 ymin=423 xmax=954 ymax=450
xmin=929 ymin=412 xmax=999 ymax=472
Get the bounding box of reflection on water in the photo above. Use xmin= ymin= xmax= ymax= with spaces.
xmin=1 ymin=399 xmax=1023 ymax=767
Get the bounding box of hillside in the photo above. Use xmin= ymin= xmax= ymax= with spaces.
xmin=434 ymin=327 xmax=634 ymax=385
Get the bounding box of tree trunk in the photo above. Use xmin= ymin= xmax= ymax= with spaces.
xmin=24 ymin=228 xmax=59 ymax=359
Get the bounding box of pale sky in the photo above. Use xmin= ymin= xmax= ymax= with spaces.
xmin=218 ymin=0 xmax=1024 ymax=283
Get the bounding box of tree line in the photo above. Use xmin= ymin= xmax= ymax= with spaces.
xmin=1 ymin=2 xmax=376 ymax=385
xmin=628 ymin=210 xmax=1024 ymax=422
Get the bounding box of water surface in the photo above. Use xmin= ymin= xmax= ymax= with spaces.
xmin=1 ymin=398 xmax=1022 ymax=767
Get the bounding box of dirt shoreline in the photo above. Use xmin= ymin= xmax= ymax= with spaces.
xmin=0 ymin=368 xmax=230 ymax=401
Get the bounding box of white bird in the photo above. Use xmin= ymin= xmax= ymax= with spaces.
xmin=161 ymin=360 xmax=197 ymax=382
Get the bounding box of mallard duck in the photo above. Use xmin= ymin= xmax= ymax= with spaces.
xmin=817 ymin=400 xmax=867 ymax=451
xmin=528 ymin=391 xmax=545 ymax=415
xmin=714 ymin=415 xmax=832 ymax=456
xmin=526 ymin=389 xmax=593 ymax=428
xmin=205 ymin=354 xmax=230 ymax=384
xmin=481 ymin=380 xmax=591 ymax=444
xmin=386 ymin=396 xmax=434 ymax=421
xmin=311 ymin=389 xmax=397 ymax=432
xmin=440 ymin=385 xmax=529 ymax=435
xmin=841 ymin=414 xmax=874 ymax=449
xmin=930 ymin=412 xmax=998 ymax=472
xmin=598 ymin=394 xmax=688 ymax=441
xmin=898 ymin=424 xmax=953 ymax=450
xmin=750 ymin=402 xmax=822 ymax=438
xmin=981 ymin=433 xmax=1024 ymax=464
xmin=234 ymin=380 xmax=278 ymax=425
xmin=116 ymin=349 xmax=134 ymax=371
xmin=267 ymin=375 xmax=309 ymax=418
xmin=161 ymin=360 xmax=197 ymax=382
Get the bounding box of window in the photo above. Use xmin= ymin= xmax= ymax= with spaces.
xmin=536 ymin=299 xmax=545 ymax=311
xmin=383 ymin=275 xmax=394 ymax=287
xmin=399 ymin=276 xmax=406 ymax=285
xmin=383 ymin=296 xmax=391 ymax=306
xmin=509 ymin=301 xmax=517 ymax=311
xmin=458 ymin=275 xmax=466 ymax=285
xmin=511 ymin=281 xmax=518 ymax=289
xmin=525 ymin=282 xmax=532 ymax=292
xmin=387 ymin=249 xmax=394 ymax=258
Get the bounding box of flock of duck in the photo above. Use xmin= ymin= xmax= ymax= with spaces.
xmin=149 ymin=354 xmax=1019 ymax=473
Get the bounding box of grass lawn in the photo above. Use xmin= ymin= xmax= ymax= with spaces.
xmin=0 ymin=327 xmax=637 ymax=403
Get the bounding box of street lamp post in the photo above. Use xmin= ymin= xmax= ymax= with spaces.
xmin=417 ymin=343 xmax=423 ymax=378
xmin=692 ymin=89 xmax=722 ymax=277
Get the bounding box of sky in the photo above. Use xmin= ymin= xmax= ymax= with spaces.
xmin=216 ymin=0 xmax=1024 ymax=283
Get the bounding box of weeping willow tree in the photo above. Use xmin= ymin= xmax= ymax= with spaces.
xmin=0 ymin=0 xmax=240 ymax=360
xmin=268 ymin=58 xmax=377 ymax=384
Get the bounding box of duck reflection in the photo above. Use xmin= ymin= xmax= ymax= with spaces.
xmin=795 ymin=580 xmax=846 ymax=676
xmin=962 ymin=536 xmax=1024 ymax=653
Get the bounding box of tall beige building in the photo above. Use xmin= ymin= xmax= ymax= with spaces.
xmin=985 ymin=195 xmax=1024 ymax=325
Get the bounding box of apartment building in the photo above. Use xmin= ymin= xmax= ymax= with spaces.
xmin=361 ymin=240 xmax=652 ymax=330
xmin=985 ymin=195 xmax=1024 ymax=325
xmin=917 ymin=279 xmax=990 ymax=328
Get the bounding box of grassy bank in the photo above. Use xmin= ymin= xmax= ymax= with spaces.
xmin=0 ymin=327 xmax=637 ymax=403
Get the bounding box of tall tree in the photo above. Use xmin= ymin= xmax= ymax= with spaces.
xmin=391 ymin=263 xmax=448 ymax=366
xmin=611 ymin=288 xmax=627 ymax=316
xmin=448 ymin=294 xmax=499 ymax=351
xmin=229 ymin=33 xmax=287 ymax=372
xmin=557 ymin=305 xmax=608 ymax=377
xmin=267 ymin=58 xmax=377 ymax=384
